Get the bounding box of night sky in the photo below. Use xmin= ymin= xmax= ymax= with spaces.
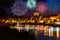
xmin=1 ymin=0 xmax=60 ymax=17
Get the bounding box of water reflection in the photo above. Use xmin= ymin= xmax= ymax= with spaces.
xmin=10 ymin=23 xmax=60 ymax=40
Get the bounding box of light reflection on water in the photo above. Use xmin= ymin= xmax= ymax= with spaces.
xmin=10 ymin=24 xmax=60 ymax=39
xmin=44 ymin=26 xmax=60 ymax=40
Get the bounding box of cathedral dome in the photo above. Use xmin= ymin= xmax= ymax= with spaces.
xmin=34 ymin=12 xmax=39 ymax=16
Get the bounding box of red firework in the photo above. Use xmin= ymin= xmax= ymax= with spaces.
xmin=37 ymin=2 xmax=47 ymax=13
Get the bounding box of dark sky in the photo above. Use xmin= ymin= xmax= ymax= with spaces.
xmin=1 ymin=0 xmax=60 ymax=17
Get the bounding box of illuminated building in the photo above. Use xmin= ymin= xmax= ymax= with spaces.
xmin=34 ymin=11 xmax=39 ymax=16
xmin=49 ymin=16 xmax=57 ymax=22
